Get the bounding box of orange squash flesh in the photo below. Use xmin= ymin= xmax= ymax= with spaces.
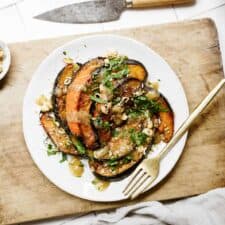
xmin=66 ymin=58 xmax=104 ymax=137
xmin=128 ymin=64 xmax=147 ymax=81
xmin=158 ymin=97 xmax=174 ymax=143
xmin=79 ymin=92 xmax=98 ymax=149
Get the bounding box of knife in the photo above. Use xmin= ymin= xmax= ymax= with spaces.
xmin=35 ymin=0 xmax=194 ymax=24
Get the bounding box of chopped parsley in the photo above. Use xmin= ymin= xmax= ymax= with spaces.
xmin=130 ymin=129 xmax=148 ymax=146
xmin=44 ymin=139 xmax=58 ymax=156
xmin=107 ymin=158 xmax=119 ymax=170
xmin=133 ymin=95 xmax=167 ymax=114
xmin=123 ymin=155 xmax=132 ymax=164
xmin=59 ymin=152 xmax=67 ymax=163
xmin=90 ymin=95 xmax=107 ymax=104
xmin=47 ymin=143 xmax=58 ymax=156
xmin=101 ymin=55 xmax=129 ymax=90
xmin=71 ymin=137 xmax=86 ymax=155
xmin=92 ymin=117 xmax=111 ymax=130
xmin=112 ymin=129 xmax=120 ymax=137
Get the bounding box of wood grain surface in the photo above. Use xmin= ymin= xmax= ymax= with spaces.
xmin=0 ymin=18 xmax=225 ymax=225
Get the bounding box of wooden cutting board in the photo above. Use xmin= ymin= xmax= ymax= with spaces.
xmin=0 ymin=18 xmax=225 ymax=225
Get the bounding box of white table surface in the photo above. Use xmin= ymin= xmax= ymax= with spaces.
xmin=1 ymin=0 xmax=224 ymax=224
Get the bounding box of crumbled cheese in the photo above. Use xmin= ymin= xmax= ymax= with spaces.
xmin=36 ymin=95 xmax=52 ymax=112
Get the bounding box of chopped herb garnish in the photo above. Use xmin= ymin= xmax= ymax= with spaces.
xmin=112 ymin=97 xmax=121 ymax=105
xmin=71 ymin=137 xmax=86 ymax=155
xmin=44 ymin=139 xmax=58 ymax=156
xmin=90 ymin=95 xmax=107 ymax=104
xmin=133 ymin=95 xmax=167 ymax=114
xmin=123 ymin=155 xmax=132 ymax=164
xmin=63 ymin=51 xmax=67 ymax=55
xmin=111 ymin=67 xmax=129 ymax=79
xmin=112 ymin=129 xmax=120 ymax=137
xmin=107 ymin=158 xmax=119 ymax=169
xmin=92 ymin=117 xmax=111 ymax=129
xmin=130 ymin=129 xmax=148 ymax=146
xmin=47 ymin=147 xmax=58 ymax=156
xmin=59 ymin=152 xmax=67 ymax=163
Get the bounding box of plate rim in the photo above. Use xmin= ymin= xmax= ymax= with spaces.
xmin=0 ymin=40 xmax=11 ymax=80
xmin=23 ymin=34 xmax=189 ymax=202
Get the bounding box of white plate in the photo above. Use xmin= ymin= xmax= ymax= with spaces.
xmin=23 ymin=35 xmax=189 ymax=202
xmin=0 ymin=40 xmax=11 ymax=80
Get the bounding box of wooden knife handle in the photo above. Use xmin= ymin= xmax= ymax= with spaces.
xmin=130 ymin=0 xmax=194 ymax=8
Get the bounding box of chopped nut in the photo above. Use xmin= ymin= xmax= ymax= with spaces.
xmin=64 ymin=77 xmax=72 ymax=85
xmin=112 ymin=104 xmax=124 ymax=114
xmin=36 ymin=95 xmax=52 ymax=112
xmin=137 ymin=146 xmax=146 ymax=154
xmin=121 ymin=113 xmax=128 ymax=121
xmin=142 ymin=128 xmax=154 ymax=137
xmin=146 ymin=89 xmax=159 ymax=100
xmin=64 ymin=57 xmax=73 ymax=64
xmin=147 ymin=119 xmax=153 ymax=129
xmin=105 ymin=49 xmax=118 ymax=58
xmin=100 ymin=102 xmax=112 ymax=114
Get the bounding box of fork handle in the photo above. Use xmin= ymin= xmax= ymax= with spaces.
xmin=158 ymin=78 xmax=225 ymax=159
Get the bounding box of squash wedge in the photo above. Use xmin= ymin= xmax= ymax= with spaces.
xmin=66 ymin=58 xmax=104 ymax=137
xmin=158 ymin=96 xmax=174 ymax=143
xmin=79 ymin=92 xmax=98 ymax=149
xmin=52 ymin=64 xmax=80 ymax=128
xmin=89 ymin=149 xmax=145 ymax=178
xmin=127 ymin=59 xmax=147 ymax=82
xmin=40 ymin=112 xmax=79 ymax=155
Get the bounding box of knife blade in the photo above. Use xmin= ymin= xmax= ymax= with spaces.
xmin=35 ymin=0 xmax=127 ymax=23
xmin=34 ymin=0 xmax=194 ymax=24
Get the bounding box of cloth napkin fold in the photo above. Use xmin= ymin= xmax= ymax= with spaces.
xmin=65 ymin=188 xmax=225 ymax=225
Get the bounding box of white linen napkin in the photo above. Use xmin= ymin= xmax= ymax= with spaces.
xmin=64 ymin=188 xmax=225 ymax=225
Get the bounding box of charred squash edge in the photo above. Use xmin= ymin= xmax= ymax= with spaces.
xmin=40 ymin=112 xmax=80 ymax=156
xmin=52 ymin=63 xmax=82 ymax=132
xmin=157 ymin=95 xmax=174 ymax=143
xmin=89 ymin=144 xmax=152 ymax=179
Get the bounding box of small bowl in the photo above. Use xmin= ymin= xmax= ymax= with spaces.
xmin=0 ymin=40 xmax=11 ymax=80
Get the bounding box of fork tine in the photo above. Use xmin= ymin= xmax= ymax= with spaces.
xmin=123 ymin=165 xmax=142 ymax=194
xmin=131 ymin=176 xmax=156 ymax=199
xmin=126 ymin=173 xmax=149 ymax=197
xmin=123 ymin=169 xmax=144 ymax=196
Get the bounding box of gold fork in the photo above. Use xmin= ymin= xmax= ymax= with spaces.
xmin=123 ymin=78 xmax=225 ymax=199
